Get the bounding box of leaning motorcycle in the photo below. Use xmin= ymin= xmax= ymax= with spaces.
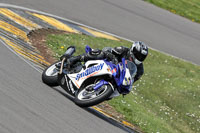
xmin=42 ymin=46 xmax=137 ymax=107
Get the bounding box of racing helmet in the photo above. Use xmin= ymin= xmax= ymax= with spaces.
xmin=129 ymin=41 xmax=148 ymax=65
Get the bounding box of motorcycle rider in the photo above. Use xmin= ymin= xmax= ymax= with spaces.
xmin=61 ymin=41 xmax=148 ymax=83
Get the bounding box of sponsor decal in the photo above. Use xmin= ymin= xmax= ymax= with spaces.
xmin=76 ymin=63 xmax=104 ymax=81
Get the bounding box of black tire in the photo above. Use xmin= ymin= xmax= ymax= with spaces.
xmin=74 ymin=83 xmax=113 ymax=107
xmin=42 ymin=61 xmax=60 ymax=86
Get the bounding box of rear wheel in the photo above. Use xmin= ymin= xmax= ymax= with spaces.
xmin=42 ymin=61 xmax=60 ymax=86
xmin=74 ymin=82 xmax=113 ymax=107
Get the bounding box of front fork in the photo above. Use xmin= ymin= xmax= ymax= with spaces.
xmin=59 ymin=57 xmax=66 ymax=74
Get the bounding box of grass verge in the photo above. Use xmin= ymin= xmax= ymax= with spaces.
xmin=144 ymin=0 xmax=200 ymax=23
xmin=46 ymin=33 xmax=200 ymax=133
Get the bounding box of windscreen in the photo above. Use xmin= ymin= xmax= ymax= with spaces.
xmin=126 ymin=60 xmax=137 ymax=78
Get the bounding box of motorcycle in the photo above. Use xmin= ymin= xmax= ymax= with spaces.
xmin=42 ymin=46 xmax=137 ymax=107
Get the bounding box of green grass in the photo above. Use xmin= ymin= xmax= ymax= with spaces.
xmin=144 ymin=0 xmax=200 ymax=23
xmin=46 ymin=33 xmax=131 ymax=58
xmin=46 ymin=33 xmax=200 ymax=133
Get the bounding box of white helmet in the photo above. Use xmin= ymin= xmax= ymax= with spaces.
xmin=129 ymin=41 xmax=148 ymax=65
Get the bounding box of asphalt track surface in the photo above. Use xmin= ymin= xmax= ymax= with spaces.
xmin=1 ymin=0 xmax=200 ymax=65
xmin=0 ymin=39 xmax=130 ymax=133
xmin=0 ymin=0 xmax=200 ymax=133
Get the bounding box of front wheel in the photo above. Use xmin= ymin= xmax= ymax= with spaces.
xmin=74 ymin=82 xmax=113 ymax=107
xmin=42 ymin=61 xmax=60 ymax=86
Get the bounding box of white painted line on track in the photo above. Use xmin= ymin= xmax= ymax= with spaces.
xmin=0 ymin=37 xmax=78 ymax=101
xmin=0 ymin=3 xmax=130 ymax=41
xmin=0 ymin=4 xmax=199 ymax=132
xmin=0 ymin=38 xmax=43 ymax=73
xmin=0 ymin=4 xmax=138 ymax=131
xmin=0 ymin=3 xmax=198 ymax=66
xmin=0 ymin=38 xmax=135 ymax=133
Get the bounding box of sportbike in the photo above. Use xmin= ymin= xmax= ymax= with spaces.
xmin=42 ymin=46 xmax=137 ymax=107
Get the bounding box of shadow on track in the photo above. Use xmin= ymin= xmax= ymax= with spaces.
xmin=51 ymin=86 xmax=136 ymax=133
